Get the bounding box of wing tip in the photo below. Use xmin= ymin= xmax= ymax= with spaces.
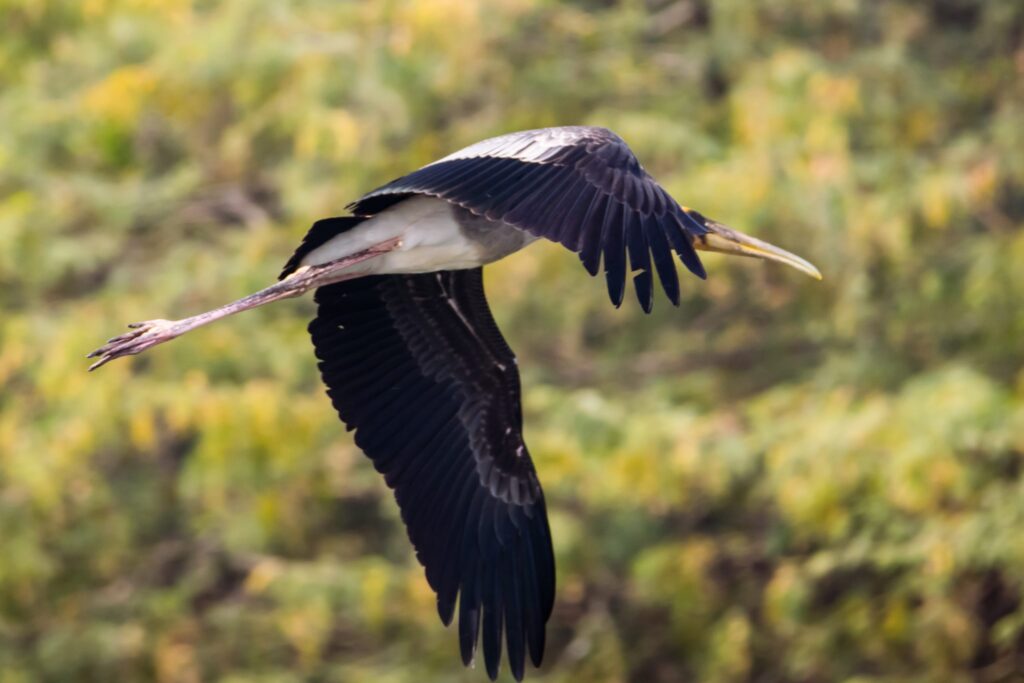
xmin=438 ymin=595 xmax=457 ymax=627
xmin=690 ymin=257 xmax=708 ymax=280
xmin=460 ymin=605 xmax=481 ymax=666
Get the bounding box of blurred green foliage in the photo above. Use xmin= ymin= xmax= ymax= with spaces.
xmin=2 ymin=0 xmax=1024 ymax=681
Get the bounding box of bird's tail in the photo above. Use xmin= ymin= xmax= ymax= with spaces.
xmin=279 ymin=216 xmax=368 ymax=279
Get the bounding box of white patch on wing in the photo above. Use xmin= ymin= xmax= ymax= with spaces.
xmin=433 ymin=126 xmax=609 ymax=164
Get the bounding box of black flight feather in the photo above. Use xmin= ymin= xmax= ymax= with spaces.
xmin=347 ymin=126 xmax=709 ymax=310
xmin=310 ymin=270 xmax=554 ymax=681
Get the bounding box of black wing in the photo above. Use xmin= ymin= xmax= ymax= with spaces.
xmin=348 ymin=126 xmax=710 ymax=312
xmin=310 ymin=268 xmax=555 ymax=681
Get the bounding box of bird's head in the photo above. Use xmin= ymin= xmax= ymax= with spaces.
xmin=685 ymin=209 xmax=822 ymax=280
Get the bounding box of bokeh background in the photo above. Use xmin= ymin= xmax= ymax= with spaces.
xmin=3 ymin=1 xmax=1024 ymax=681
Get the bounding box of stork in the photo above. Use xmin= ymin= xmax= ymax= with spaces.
xmin=89 ymin=126 xmax=820 ymax=680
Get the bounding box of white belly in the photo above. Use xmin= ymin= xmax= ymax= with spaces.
xmin=300 ymin=196 xmax=535 ymax=275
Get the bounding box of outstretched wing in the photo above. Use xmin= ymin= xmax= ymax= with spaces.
xmin=348 ymin=126 xmax=710 ymax=312
xmin=309 ymin=268 xmax=555 ymax=681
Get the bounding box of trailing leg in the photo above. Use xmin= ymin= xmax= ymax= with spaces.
xmin=88 ymin=237 xmax=401 ymax=370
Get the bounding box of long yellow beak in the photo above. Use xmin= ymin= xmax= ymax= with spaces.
xmin=690 ymin=216 xmax=822 ymax=280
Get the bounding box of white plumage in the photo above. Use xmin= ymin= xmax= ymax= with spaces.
xmin=300 ymin=195 xmax=538 ymax=276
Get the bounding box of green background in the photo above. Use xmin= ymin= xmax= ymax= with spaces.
xmin=2 ymin=0 xmax=1024 ymax=681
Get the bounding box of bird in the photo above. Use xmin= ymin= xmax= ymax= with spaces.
xmin=88 ymin=126 xmax=820 ymax=680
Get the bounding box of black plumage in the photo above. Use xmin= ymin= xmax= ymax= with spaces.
xmin=290 ymin=128 xmax=725 ymax=679
xmin=347 ymin=126 xmax=710 ymax=312
xmin=309 ymin=270 xmax=554 ymax=680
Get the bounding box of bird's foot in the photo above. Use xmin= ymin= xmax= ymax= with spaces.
xmin=87 ymin=319 xmax=181 ymax=371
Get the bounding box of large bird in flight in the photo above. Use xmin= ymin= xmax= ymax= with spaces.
xmin=89 ymin=126 xmax=820 ymax=680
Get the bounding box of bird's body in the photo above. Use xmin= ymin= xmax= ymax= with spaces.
xmin=89 ymin=126 xmax=820 ymax=681
xmin=299 ymin=195 xmax=539 ymax=276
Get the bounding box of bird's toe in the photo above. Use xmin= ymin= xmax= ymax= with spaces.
xmin=87 ymin=320 xmax=177 ymax=370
